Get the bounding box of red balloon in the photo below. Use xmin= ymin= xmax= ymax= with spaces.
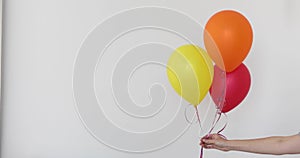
xmin=210 ymin=64 xmax=251 ymax=113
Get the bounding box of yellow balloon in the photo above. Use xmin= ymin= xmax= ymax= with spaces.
xmin=167 ymin=45 xmax=214 ymax=106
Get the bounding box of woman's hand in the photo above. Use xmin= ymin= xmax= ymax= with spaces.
xmin=200 ymin=134 xmax=230 ymax=152
xmin=200 ymin=133 xmax=300 ymax=155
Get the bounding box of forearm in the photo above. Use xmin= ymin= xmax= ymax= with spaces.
xmin=226 ymin=135 xmax=300 ymax=155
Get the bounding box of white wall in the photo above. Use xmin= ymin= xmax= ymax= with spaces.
xmin=1 ymin=0 xmax=300 ymax=158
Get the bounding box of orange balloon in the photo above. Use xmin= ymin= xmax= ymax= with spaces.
xmin=204 ymin=10 xmax=253 ymax=72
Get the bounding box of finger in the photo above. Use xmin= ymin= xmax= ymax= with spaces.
xmin=201 ymin=135 xmax=209 ymax=140
xmin=200 ymin=137 xmax=205 ymax=142
xmin=199 ymin=138 xmax=205 ymax=145
xmin=203 ymin=144 xmax=214 ymax=149
xmin=199 ymin=142 xmax=204 ymax=146
xmin=200 ymin=137 xmax=209 ymax=143
xmin=202 ymin=139 xmax=216 ymax=145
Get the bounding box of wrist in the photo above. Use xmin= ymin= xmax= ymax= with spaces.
xmin=223 ymin=140 xmax=233 ymax=151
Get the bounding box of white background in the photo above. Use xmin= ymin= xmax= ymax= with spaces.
xmin=1 ymin=0 xmax=300 ymax=158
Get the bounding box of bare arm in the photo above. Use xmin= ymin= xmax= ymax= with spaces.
xmin=200 ymin=133 xmax=300 ymax=155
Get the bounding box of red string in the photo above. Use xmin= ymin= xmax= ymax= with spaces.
xmin=197 ymin=109 xmax=227 ymax=158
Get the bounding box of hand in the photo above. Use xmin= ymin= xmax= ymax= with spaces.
xmin=200 ymin=134 xmax=230 ymax=152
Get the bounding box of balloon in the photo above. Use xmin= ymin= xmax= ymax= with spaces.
xmin=210 ymin=63 xmax=251 ymax=113
xmin=204 ymin=10 xmax=253 ymax=72
xmin=167 ymin=45 xmax=214 ymax=106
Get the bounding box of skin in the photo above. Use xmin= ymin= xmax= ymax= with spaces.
xmin=200 ymin=133 xmax=300 ymax=155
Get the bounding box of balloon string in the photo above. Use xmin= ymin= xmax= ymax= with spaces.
xmin=208 ymin=111 xmax=221 ymax=134
xmin=200 ymin=144 xmax=204 ymax=158
xmin=184 ymin=103 xmax=199 ymax=125
xmin=195 ymin=106 xmax=202 ymax=130
xmin=199 ymin=110 xmax=228 ymax=158
xmin=217 ymin=113 xmax=227 ymax=134
xmin=184 ymin=104 xmax=193 ymax=124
